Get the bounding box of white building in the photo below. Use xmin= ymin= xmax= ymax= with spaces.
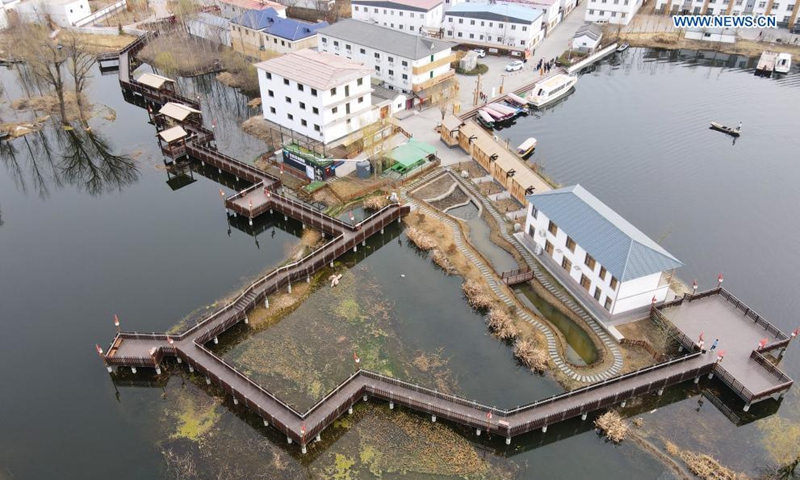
xmin=585 ymin=0 xmax=641 ymax=25
xmin=444 ymin=3 xmax=544 ymax=56
xmin=187 ymin=12 xmax=231 ymax=46
xmin=351 ymin=0 xmax=444 ymax=35
xmin=523 ymin=185 xmax=683 ymax=316
xmin=256 ymin=49 xmax=378 ymax=145
xmin=15 ymin=0 xmax=91 ymax=26
xmin=654 ymin=0 xmax=798 ymax=27
xmin=318 ymin=19 xmax=456 ymax=105
xmin=572 ymin=22 xmax=603 ymax=51
xmin=214 ymin=0 xmax=286 ymax=20
xmin=684 ymin=27 xmax=737 ymax=43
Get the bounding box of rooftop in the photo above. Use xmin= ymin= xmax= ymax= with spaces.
xmin=255 ymin=49 xmax=373 ymax=90
xmin=352 ymin=0 xmax=443 ymax=11
xmin=574 ymin=22 xmax=603 ymax=40
xmin=158 ymin=102 xmax=202 ymax=121
xmin=136 ymin=72 xmax=174 ymax=89
xmin=218 ymin=0 xmax=286 ymax=12
xmin=388 ymin=138 xmax=436 ymax=167
xmin=527 ymin=185 xmax=683 ymax=282
xmin=318 ymin=19 xmax=456 ymax=60
xmin=158 ymin=125 xmax=189 ymax=143
xmin=445 ymin=2 xmax=543 ymax=23
xmin=233 ymin=9 xmax=328 ymax=40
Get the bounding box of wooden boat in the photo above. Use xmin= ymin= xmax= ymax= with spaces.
xmin=616 ymin=43 xmax=630 ymax=53
xmin=516 ymin=137 xmax=537 ymax=157
xmin=488 ymin=103 xmax=518 ymax=116
xmin=482 ymin=106 xmax=514 ymax=122
xmin=755 ymin=51 xmax=778 ymax=77
xmin=506 ymin=92 xmax=528 ymax=107
xmin=477 ymin=110 xmax=495 ymax=129
xmin=526 ymin=74 xmax=578 ymax=108
xmin=710 ymin=121 xmax=741 ymax=137
xmin=775 ymin=53 xmax=792 ymax=74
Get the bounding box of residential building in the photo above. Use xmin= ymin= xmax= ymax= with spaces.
xmin=453 ymin=0 xmax=577 ymax=34
xmin=317 ymin=19 xmax=457 ymax=107
xmin=522 ymin=185 xmax=683 ymax=316
xmin=15 ymin=0 xmax=91 ymax=26
xmin=351 ymin=0 xmax=444 ymax=35
xmin=256 ymin=49 xmax=378 ymax=145
xmin=585 ymin=0 xmax=641 ymax=25
xmin=684 ymin=27 xmax=736 ymax=43
xmin=230 ymin=8 xmax=328 ymax=59
xmin=654 ymin=0 xmax=799 ymax=28
xmin=443 ymin=3 xmax=544 ymax=57
xmin=572 ymin=22 xmax=603 ymax=51
xmin=214 ymin=0 xmax=286 ymax=20
xmin=187 ymin=12 xmax=232 ymax=46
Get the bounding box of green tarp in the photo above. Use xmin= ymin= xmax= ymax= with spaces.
xmin=388 ymin=139 xmax=435 ymax=173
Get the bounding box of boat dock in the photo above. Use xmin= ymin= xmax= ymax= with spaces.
xmin=756 ymin=51 xmax=778 ymax=76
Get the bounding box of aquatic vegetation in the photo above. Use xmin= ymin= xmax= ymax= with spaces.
xmin=169 ymin=391 xmax=222 ymax=441
xmin=406 ymin=226 xmax=437 ymax=251
xmin=431 ymin=248 xmax=455 ymax=274
xmin=487 ymin=308 xmax=519 ymax=341
xmin=513 ymin=338 xmax=548 ymax=372
xmin=594 ymin=411 xmax=628 ymax=443
xmin=665 ymin=441 xmax=747 ymax=480
xmin=462 ymin=279 xmax=493 ymax=310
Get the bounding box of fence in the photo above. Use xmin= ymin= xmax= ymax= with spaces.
xmin=620 ymin=338 xmax=666 ymax=361
xmin=74 ymin=0 xmax=127 ymax=27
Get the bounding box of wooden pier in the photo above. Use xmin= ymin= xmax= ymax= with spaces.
xmin=101 ymin=34 xmax=796 ymax=452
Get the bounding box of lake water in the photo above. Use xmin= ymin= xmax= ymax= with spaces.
xmin=1 ymin=48 xmax=798 ymax=478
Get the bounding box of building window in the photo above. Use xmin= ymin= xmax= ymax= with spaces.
xmin=285 ymin=96 xmax=291 ymax=103
xmin=449 ymin=17 xmax=453 ymax=22
xmin=268 ymin=90 xmax=274 ymax=97
xmin=584 ymin=253 xmax=596 ymax=270
xmin=375 ymin=52 xmax=381 ymax=59
xmin=593 ymin=287 xmax=602 ymax=301
xmin=402 ymin=60 xmax=408 ymax=67
xmin=299 ymin=102 xmax=306 ymax=110
xmin=561 ymin=257 xmax=572 ymax=272
xmin=374 ymin=7 xmax=378 ymax=12
xmin=480 ymin=21 xmax=484 ymax=26
xmin=266 ymin=72 xmax=272 ymax=79
xmin=530 ymin=206 xmax=538 ymax=219
xmin=610 ymin=276 xmax=619 ymax=291
xmin=565 ymin=236 xmax=576 ymax=252
xmin=548 ymin=221 xmax=558 ymax=235
xmin=589 ymin=8 xmax=594 ymax=13
xmin=470 ymin=19 xmax=475 ymax=24
xmin=287 ymin=113 xmax=293 ymax=120
xmin=333 ymin=40 xmax=339 ymax=47
xmin=388 ymin=56 xmax=394 ymax=63
xmin=321 ymin=37 xmax=327 ymax=43
xmin=375 ymin=65 xmax=381 ymax=72
xmin=312 ymin=107 xmax=319 ymax=114
xmin=311 ymin=88 xmax=318 ymax=96
xmin=354 ymin=5 xmax=358 ymax=10
xmin=332 ymin=107 xmax=338 ymax=114
xmin=611 ymin=11 xmax=617 ymax=16
xmin=357 ymin=78 xmax=363 ymax=86
xmin=604 ymin=297 xmax=613 ymax=311
xmin=545 ymin=240 xmax=554 ymax=256
xmin=458 ymin=32 xmax=462 ymax=37
xmin=360 ymin=48 xmax=366 ymax=54
xmin=284 ymin=78 xmax=290 ymax=85
xmin=599 ymin=266 xmax=607 ymax=280
xmin=358 ymin=96 xmax=364 ymax=103
xmin=458 ymin=18 xmax=463 ymax=23
xmin=402 ymin=73 xmax=408 ymax=79
xmin=469 ymin=33 xmax=474 ymax=39
xmin=498 ymin=23 xmax=503 ymax=28
xmin=301 ymin=119 xmax=307 ymax=126
xmin=269 ymin=106 xmax=276 ymax=114
xmin=511 ymin=24 xmax=516 ymax=29
xmin=297 ymin=84 xmax=304 ymax=92
xmin=314 ymin=124 xmax=320 ymax=131
xmin=580 ymin=274 xmax=591 ymax=291
xmin=522 ymin=26 xmax=527 ymax=31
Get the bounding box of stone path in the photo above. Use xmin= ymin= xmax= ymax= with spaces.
xmin=402 ymin=170 xmax=624 ymax=383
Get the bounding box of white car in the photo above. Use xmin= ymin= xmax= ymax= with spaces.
xmin=505 ymin=60 xmax=524 ymax=72
xmin=473 ymin=49 xmax=486 ymax=58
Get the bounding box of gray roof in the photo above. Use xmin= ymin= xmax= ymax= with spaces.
xmin=318 ymin=19 xmax=456 ymax=60
xmin=574 ymin=22 xmax=603 ymax=41
xmin=527 ymin=185 xmax=683 ymax=282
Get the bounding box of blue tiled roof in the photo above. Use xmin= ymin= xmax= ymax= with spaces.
xmin=527 ymin=185 xmax=683 ymax=282
xmin=232 ymin=9 xmax=328 ymax=40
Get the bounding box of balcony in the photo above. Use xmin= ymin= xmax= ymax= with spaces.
xmin=411 ymin=53 xmax=457 ymax=75
xmin=412 ymin=69 xmax=455 ymax=93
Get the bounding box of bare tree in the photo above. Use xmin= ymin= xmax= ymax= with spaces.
xmin=61 ymin=31 xmax=97 ymax=127
xmin=17 ymin=25 xmax=69 ymax=124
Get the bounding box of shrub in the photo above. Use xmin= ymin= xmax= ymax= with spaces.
xmin=594 ymin=411 xmax=628 ymax=443
xmin=363 ymin=195 xmax=388 ymax=211
xmin=487 ymin=308 xmax=519 ymax=340
xmin=431 ymin=249 xmax=455 ymax=275
xmin=406 ymin=227 xmax=436 ymax=251
xmin=462 ymin=279 xmax=492 ymax=310
xmin=513 ymin=338 xmax=547 ymax=372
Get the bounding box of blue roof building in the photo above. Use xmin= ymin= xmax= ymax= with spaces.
xmin=522 ymin=184 xmax=683 ymax=317
xmin=231 ymin=8 xmax=329 ymax=56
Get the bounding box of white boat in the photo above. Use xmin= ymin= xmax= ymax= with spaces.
xmin=616 ymin=43 xmax=630 ymax=53
xmin=526 ymin=74 xmax=578 ymax=108
xmin=516 ymin=137 xmax=537 ymax=157
xmin=775 ymin=53 xmax=792 ymax=74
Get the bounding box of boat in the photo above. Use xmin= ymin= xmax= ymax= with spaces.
xmin=516 ymin=137 xmax=537 ymax=158
xmin=775 ymin=53 xmax=792 ymax=74
xmin=482 ymin=106 xmax=514 ymax=122
xmin=755 ymin=51 xmax=778 ymax=77
xmin=710 ymin=121 xmax=741 ymax=137
xmin=506 ymin=92 xmax=528 ymax=107
xmin=476 ymin=110 xmax=495 ymax=129
xmin=488 ymin=103 xmax=518 ymax=116
xmin=526 ymin=74 xmax=578 ymax=108
xmin=616 ymin=43 xmax=630 ymax=53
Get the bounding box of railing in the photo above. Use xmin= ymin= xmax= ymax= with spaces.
xmin=620 ymin=338 xmax=666 ymax=361
xmin=718 ymin=288 xmax=789 ymax=346
xmin=188 ymin=144 xmax=277 ymax=184
xmin=651 ymin=307 xmax=699 ymax=352
xmin=750 ymin=350 xmax=793 ymax=387
xmin=713 ymin=361 xmax=755 ymax=402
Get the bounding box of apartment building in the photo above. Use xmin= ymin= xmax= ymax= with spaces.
xmin=215 ymin=0 xmax=286 ymax=20
xmin=351 ymin=0 xmax=444 ymax=35
xmin=654 ymin=0 xmax=799 ymax=27
xmin=230 ymin=8 xmax=327 ymax=59
xmin=443 ymin=3 xmax=545 ymax=56
xmin=584 ymin=0 xmax=642 ymax=25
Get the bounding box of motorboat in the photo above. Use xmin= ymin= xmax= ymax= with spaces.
xmin=616 ymin=43 xmax=630 ymax=53
xmin=710 ymin=121 xmax=741 ymax=137
xmin=516 ymin=137 xmax=537 ymax=158
xmin=477 ymin=110 xmax=495 ymax=129
xmin=775 ymin=53 xmax=792 ymax=74
xmin=526 ymin=74 xmax=578 ymax=108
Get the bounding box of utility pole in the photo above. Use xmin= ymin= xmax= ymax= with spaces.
xmin=473 ymin=74 xmax=482 ymax=106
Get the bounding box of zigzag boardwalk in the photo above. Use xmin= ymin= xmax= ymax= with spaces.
xmin=102 ymin=34 xmax=795 ymax=452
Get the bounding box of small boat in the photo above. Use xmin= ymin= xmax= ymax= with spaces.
xmin=775 ymin=53 xmax=792 ymax=74
xmin=488 ymin=103 xmax=518 ymax=116
xmin=506 ymin=92 xmax=528 ymax=107
xmin=477 ymin=110 xmax=495 ymax=129
xmin=526 ymin=74 xmax=578 ymax=108
xmin=710 ymin=121 xmax=741 ymax=137
xmin=482 ymin=106 xmax=514 ymax=122
xmin=756 ymin=51 xmax=778 ymax=77
xmin=516 ymin=137 xmax=537 ymax=158
xmin=616 ymin=43 xmax=630 ymax=53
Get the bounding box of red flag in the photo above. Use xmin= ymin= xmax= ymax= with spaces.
xmin=114 ymin=314 xmax=120 ymax=327
xmin=353 ymin=351 xmax=360 ymax=364
xmin=95 ymin=344 xmax=104 ymax=356
xmin=698 ymin=332 xmax=704 ymax=342
xmin=692 ymin=279 xmax=698 ymax=289
xmin=220 ymin=189 xmax=225 ymax=197
xmin=718 ymin=272 xmax=724 ymax=283
xmin=792 ymin=328 xmax=798 ymax=338
xmin=301 ymin=423 xmax=306 ymax=435
xmin=758 ymin=338 xmax=768 ymax=349
xmin=167 ymin=336 xmax=174 ymax=345
xmin=487 ymin=411 xmax=492 ymax=420
xmin=280 ymin=163 xmax=284 ymax=173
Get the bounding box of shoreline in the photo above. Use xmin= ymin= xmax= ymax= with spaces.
xmin=617 ymin=31 xmax=800 ymax=58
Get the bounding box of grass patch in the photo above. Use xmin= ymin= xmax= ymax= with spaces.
xmin=456 ymin=63 xmax=489 ymax=76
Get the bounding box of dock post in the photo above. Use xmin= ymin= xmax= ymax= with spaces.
xmin=218 ymin=168 xmax=222 ymax=174
xmin=287 ymin=437 xmax=292 ymax=444
xmin=249 ymin=218 xmax=253 ymax=226
xmin=265 ymin=297 xmax=269 ymax=309
xmin=287 ymin=283 xmax=292 ymax=293
xmin=620 ymin=401 xmax=626 ymax=408
xmin=348 ymin=406 xmax=353 ymax=415
xmin=189 ymin=365 xmax=194 ymax=373
xmin=302 ymin=223 xmax=305 ymax=229
xmin=177 ymin=357 xmax=182 ymax=364
xmin=389 ymin=401 xmax=394 ymax=410
xmin=431 ymin=415 xmax=436 ymax=423
xmin=155 ymin=366 xmax=162 ymax=375
xmin=263 ymin=419 xmax=269 ymax=427
xmin=657 ymin=388 xmax=664 ymax=396
xmin=363 ymin=394 xmax=368 ymax=402
xmin=244 ymin=315 xmax=249 ymax=325
xmin=306 ymin=276 xmax=310 ymax=283
xmin=581 ymin=413 xmax=588 ymax=421
xmin=707 ymin=372 xmax=714 ymax=380
xmin=694 ymin=377 xmax=700 ymax=384
xmin=316 ymin=434 xmax=321 ymax=442
xmin=381 ymin=227 xmax=384 ymax=234
xmin=131 ymin=367 xmax=137 ymax=374
xmin=542 ymin=425 xmax=547 ymax=433
xmin=213 ymin=336 xmax=219 ymax=344
xmin=678 ymin=346 xmax=684 ymax=353
xmin=284 ymin=215 xmax=288 ymax=221
xmin=743 ymin=404 xmax=751 ymax=412
xmin=106 ymin=365 xmax=113 ymax=373
xmin=506 ymin=437 xmax=511 ymax=445
xmin=476 ymin=429 xmax=481 ymax=436
xmin=362 ymin=239 xmax=366 ymax=247
xmin=353 ymin=245 xmax=357 ymax=252
xmin=330 ymin=262 xmax=334 ymax=268
xmin=233 ymin=397 xmax=238 ymax=405
xmin=270 ymin=209 xmax=273 ymax=214
xmin=301 ymin=445 xmax=307 ymax=454
xmin=205 ymin=377 xmax=211 ymax=385
xmin=398 ymin=217 xmax=401 ymax=223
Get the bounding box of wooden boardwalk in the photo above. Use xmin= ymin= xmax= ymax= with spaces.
xmin=102 ymin=34 xmax=795 ymax=451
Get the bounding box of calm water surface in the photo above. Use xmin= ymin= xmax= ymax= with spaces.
xmin=1 ymin=49 xmax=798 ymax=478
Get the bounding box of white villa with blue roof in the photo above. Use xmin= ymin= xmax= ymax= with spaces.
xmin=523 ymin=185 xmax=683 ymax=317
xmin=230 ymin=8 xmax=328 ymax=59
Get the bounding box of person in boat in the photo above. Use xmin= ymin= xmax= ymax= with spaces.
xmin=736 ymin=121 xmax=742 ymax=131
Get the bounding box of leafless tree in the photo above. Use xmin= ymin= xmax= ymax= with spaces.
xmin=61 ymin=31 xmax=97 ymax=127
xmin=16 ymin=24 xmax=69 ymax=124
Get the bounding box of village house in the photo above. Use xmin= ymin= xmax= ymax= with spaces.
xmin=584 ymin=0 xmax=641 ymax=25
xmin=187 ymin=12 xmax=232 ymax=47
xmin=684 ymin=27 xmax=737 ymax=43
xmin=443 ymin=2 xmax=544 ymax=57
xmin=214 ymin=0 xmax=286 ymax=20
xmin=230 ymin=8 xmax=327 ymax=58
xmin=317 ymin=19 xmax=457 ymax=109
xmin=14 ymin=0 xmax=91 ymax=26
xmin=522 ymin=184 xmax=683 ymax=317
xmin=256 ymin=49 xmax=378 ymax=145
xmin=654 ymin=0 xmax=798 ymax=28
xmin=460 ymin=0 xmax=578 ymax=35
xmin=350 ymin=0 xmax=444 ymax=36
xmin=572 ymin=22 xmax=603 ymax=52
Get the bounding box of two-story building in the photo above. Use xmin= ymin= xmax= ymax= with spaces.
xmin=317 ymin=19 xmax=457 ymax=108
xmin=654 ymin=0 xmax=799 ymax=28
xmin=14 ymin=0 xmax=91 ymax=26
xmin=443 ymin=3 xmax=545 ymax=57
xmin=230 ymin=8 xmax=328 ymax=59
xmin=215 ymin=0 xmax=286 ymax=20
xmin=256 ymin=49 xmax=378 ymax=145
xmin=523 ymin=185 xmax=683 ymax=317
xmin=584 ymin=0 xmax=642 ymax=25
xmin=351 ymin=0 xmax=444 ymax=35
xmin=572 ymin=22 xmax=603 ymax=51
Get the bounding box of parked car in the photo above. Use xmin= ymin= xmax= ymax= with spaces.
xmin=505 ymin=60 xmax=524 ymax=72
xmin=473 ymin=49 xmax=486 ymax=58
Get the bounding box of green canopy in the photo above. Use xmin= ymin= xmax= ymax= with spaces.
xmin=388 ymin=139 xmax=436 ymax=173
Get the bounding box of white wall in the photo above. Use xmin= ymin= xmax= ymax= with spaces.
xmin=351 ymin=3 xmax=443 ymax=34
xmin=684 ymin=30 xmax=736 ymax=43
xmin=0 ymin=7 xmax=8 ymax=30
xmin=258 ymin=67 xmax=377 ymax=144
xmin=614 ymin=272 xmax=668 ymax=314
xmin=585 ymin=0 xmax=641 ymax=25
xmin=573 ymin=33 xmax=600 ymax=50
xmin=443 ymin=12 xmax=544 ymax=51
xmin=216 ymin=1 xmax=286 ymax=20
xmin=655 ymin=0 xmax=798 ymax=20
xmin=15 ymin=0 xmax=91 ymax=26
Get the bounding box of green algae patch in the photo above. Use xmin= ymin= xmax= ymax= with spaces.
xmin=169 ymin=392 xmax=221 ymax=441
xmin=326 ymin=453 xmax=357 ymax=480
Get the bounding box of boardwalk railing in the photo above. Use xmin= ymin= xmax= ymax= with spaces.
xmin=500 ymin=266 xmax=535 ymax=285
xmin=650 ymin=306 xmax=699 ymax=352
